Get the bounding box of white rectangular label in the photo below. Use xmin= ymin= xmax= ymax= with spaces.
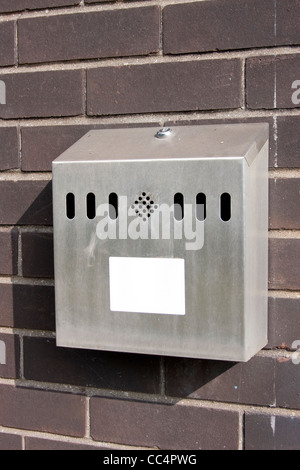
xmin=109 ymin=257 xmax=185 ymax=315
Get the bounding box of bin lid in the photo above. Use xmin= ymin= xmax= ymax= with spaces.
xmin=53 ymin=123 xmax=269 ymax=167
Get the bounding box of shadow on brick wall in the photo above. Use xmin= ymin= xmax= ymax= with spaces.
xmin=18 ymin=182 xmax=53 ymax=226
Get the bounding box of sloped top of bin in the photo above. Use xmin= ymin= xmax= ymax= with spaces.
xmin=53 ymin=123 xmax=269 ymax=167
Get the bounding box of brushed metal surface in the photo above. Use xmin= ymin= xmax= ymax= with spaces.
xmin=52 ymin=124 xmax=269 ymax=361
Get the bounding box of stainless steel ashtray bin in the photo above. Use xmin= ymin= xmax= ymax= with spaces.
xmin=52 ymin=123 xmax=269 ymax=361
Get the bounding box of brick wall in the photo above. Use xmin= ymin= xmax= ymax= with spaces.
xmin=0 ymin=0 xmax=299 ymax=451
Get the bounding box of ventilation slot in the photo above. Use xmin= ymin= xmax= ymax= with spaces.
xmin=109 ymin=193 xmax=118 ymax=220
xmin=86 ymin=193 xmax=96 ymax=220
xmin=66 ymin=193 xmax=75 ymax=219
xmin=174 ymin=193 xmax=184 ymax=221
xmin=220 ymin=193 xmax=231 ymax=221
xmin=196 ymin=193 xmax=206 ymax=221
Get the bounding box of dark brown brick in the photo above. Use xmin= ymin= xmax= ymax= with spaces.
xmin=22 ymin=232 xmax=54 ymax=279
xmin=165 ymin=356 xmax=275 ymax=407
xmin=22 ymin=125 xmax=96 ymax=172
xmin=0 ymin=22 xmax=15 ymax=67
xmin=246 ymin=55 xmax=300 ymax=110
xmin=276 ymin=116 xmax=300 ymax=168
xmin=246 ymin=56 xmax=275 ymax=109
xmin=163 ymin=0 xmax=275 ymax=54
xmin=87 ymin=59 xmax=243 ymax=116
xmin=21 ymin=122 xmax=161 ymax=172
xmin=276 ymin=357 xmax=300 ymax=409
xmin=269 ymin=238 xmax=300 ymax=290
xmin=90 ymin=397 xmax=239 ymax=450
xmin=0 ymin=384 xmax=85 ymax=437
xmin=23 ymin=336 xmax=160 ymax=393
xmin=276 ymin=0 xmax=300 ymax=46
xmin=0 ymin=284 xmax=14 ymax=327
xmin=0 ymin=433 xmax=22 ymax=451
xmin=19 ymin=7 xmax=160 ymax=64
xmin=269 ymin=178 xmax=300 ymax=229
xmin=0 ymin=128 xmax=19 ymax=171
xmin=0 ymin=333 xmax=20 ymax=379
xmin=0 ymin=229 xmax=18 ymax=275
xmin=0 ymin=70 xmax=84 ymax=119
xmin=0 ymin=180 xmax=52 ymax=226
xmin=0 ymin=283 xmax=55 ymax=331
xmin=268 ymin=297 xmax=300 ymax=349
xmin=25 ymin=437 xmax=107 ymax=450
xmin=0 ymin=0 xmax=80 ymax=12
xmin=245 ymin=413 xmax=300 ymax=450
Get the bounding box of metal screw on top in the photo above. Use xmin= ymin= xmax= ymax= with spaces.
xmin=155 ymin=127 xmax=173 ymax=139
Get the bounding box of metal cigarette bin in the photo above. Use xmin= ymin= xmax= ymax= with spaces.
xmin=52 ymin=123 xmax=269 ymax=362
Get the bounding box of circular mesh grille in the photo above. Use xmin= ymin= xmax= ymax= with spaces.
xmin=130 ymin=191 xmax=158 ymax=222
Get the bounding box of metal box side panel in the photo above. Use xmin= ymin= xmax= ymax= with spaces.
xmin=243 ymin=140 xmax=269 ymax=361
